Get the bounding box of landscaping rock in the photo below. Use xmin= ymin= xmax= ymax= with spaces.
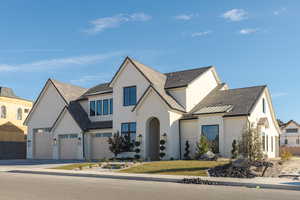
xmin=200 ymin=151 xmax=217 ymax=161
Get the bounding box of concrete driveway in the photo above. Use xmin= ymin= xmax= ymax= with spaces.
xmin=0 ymin=159 xmax=83 ymax=171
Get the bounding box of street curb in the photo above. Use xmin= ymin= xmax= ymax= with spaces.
xmin=6 ymin=170 xmax=300 ymax=191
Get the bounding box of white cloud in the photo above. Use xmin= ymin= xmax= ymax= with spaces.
xmin=175 ymin=14 xmax=197 ymax=21
xmin=274 ymin=8 xmax=287 ymax=15
xmin=0 ymin=51 xmax=124 ymax=72
xmin=71 ymin=74 xmax=112 ymax=85
xmin=222 ymin=9 xmax=248 ymax=21
xmin=239 ymin=28 xmax=258 ymax=35
xmin=272 ymin=92 xmax=288 ymax=98
xmin=192 ymin=31 xmax=212 ymax=37
xmin=84 ymin=13 xmax=151 ymax=34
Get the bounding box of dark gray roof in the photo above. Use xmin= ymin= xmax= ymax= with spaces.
xmin=82 ymin=82 xmax=112 ymax=97
xmin=51 ymin=79 xmax=88 ymax=103
xmin=164 ymin=66 xmax=213 ymax=89
xmin=189 ymin=85 xmax=266 ymax=117
xmin=68 ymin=101 xmax=91 ymax=131
xmin=88 ymin=121 xmax=113 ymax=130
xmin=0 ymin=87 xmax=17 ymax=98
xmin=68 ymin=101 xmax=113 ymax=131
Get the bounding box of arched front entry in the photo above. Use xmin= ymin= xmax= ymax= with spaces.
xmin=146 ymin=117 xmax=160 ymax=161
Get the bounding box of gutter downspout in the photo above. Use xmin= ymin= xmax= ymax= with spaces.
xmin=179 ymin=119 xmax=182 ymax=160
xmin=82 ymin=131 xmax=86 ymax=160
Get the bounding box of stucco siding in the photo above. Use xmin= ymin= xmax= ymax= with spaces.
xmin=27 ymin=83 xmax=66 ymax=159
xmin=280 ymin=122 xmax=300 ymax=147
xmin=168 ymin=88 xmax=187 ymax=110
xmin=249 ymin=90 xmax=279 ymax=158
xmin=52 ymin=110 xmax=83 ymax=160
xmin=186 ymin=69 xmax=218 ymax=112
xmin=180 ymin=119 xmax=198 ymax=159
xmin=112 ymin=61 xmax=150 ymax=134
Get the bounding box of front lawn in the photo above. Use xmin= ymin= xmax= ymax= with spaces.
xmin=52 ymin=163 xmax=98 ymax=170
xmin=119 ymin=160 xmax=228 ymax=176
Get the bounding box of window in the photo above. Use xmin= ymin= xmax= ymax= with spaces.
xmin=296 ymin=137 xmax=300 ymax=145
xmin=24 ymin=109 xmax=30 ymax=113
xmin=96 ymin=100 xmax=102 ymax=116
xmin=262 ymin=98 xmax=266 ymax=113
xmin=90 ymin=101 xmax=96 ymax=116
xmin=286 ymin=128 xmax=298 ymax=133
xmin=262 ymin=134 xmax=266 ymax=151
xmin=123 ymin=86 xmax=136 ymax=106
xmin=1 ymin=105 xmax=6 ymax=118
xmin=284 ymin=138 xmax=288 ymax=145
xmin=109 ymin=98 xmax=113 ymax=114
xmin=95 ymin=133 xmax=112 ymax=138
xmin=271 ymin=136 xmax=274 ymax=152
xmin=103 ymin=99 xmax=109 ymax=115
xmin=17 ymin=108 xmax=22 ymax=120
xmin=201 ymin=125 xmax=219 ymax=153
xmin=121 ymin=122 xmax=137 ymax=144
xmin=266 ymin=135 xmax=269 ymax=152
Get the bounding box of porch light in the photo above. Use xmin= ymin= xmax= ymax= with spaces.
xmin=137 ymin=134 xmax=142 ymax=143
xmin=78 ymin=137 xmax=82 ymax=145
xmin=53 ymin=138 xmax=57 ymax=145
xmin=162 ymin=133 xmax=167 ymax=141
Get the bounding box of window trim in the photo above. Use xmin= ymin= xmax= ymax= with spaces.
xmin=263 ymin=98 xmax=266 ymax=113
xmin=103 ymin=99 xmax=109 ymax=115
xmin=121 ymin=122 xmax=137 ymax=151
xmin=90 ymin=101 xmax=96 ymax=116
xmin=96 ymin=100 xmax=103 ymax=116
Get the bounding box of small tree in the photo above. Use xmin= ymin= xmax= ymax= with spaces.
xmin=238 ymin=124 xmax=263 ymax=161
xmin=195 ymin=136 xmax=210 ymax=159
xmin=184 ymin=140 xmax=191 ymax=160
xmin=107 ymin=132 xmax=126 ymax=157
xmin=231 ymin=140 xmax=238 ymax=159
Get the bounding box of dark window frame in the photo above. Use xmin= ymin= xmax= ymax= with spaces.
xmin=201 ymin=124 xmax=219 ymax=153
xmin=123 ymin=86 xmax=137 ymax=106
xmin=96 ymin=100 xmax=103 ymax=116
xmin=109 ymin=98 xmax=113 ymax=114
xmin=90 ymin=101 xmax=96 ymax=116
xmin=103 ymin=99 xmax=109 ymax=115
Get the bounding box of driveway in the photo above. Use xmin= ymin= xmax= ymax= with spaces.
xmin=0 ymin=159 xmax=83 ymax=171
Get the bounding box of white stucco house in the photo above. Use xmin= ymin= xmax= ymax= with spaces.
xmin=280 ymin=120 xmax=300 ymax=147
xmin=24 ymin=57 xmax=281 ymax=160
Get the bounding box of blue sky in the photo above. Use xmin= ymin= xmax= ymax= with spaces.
xmin=0 ymin=0 xmax=299 ymax=122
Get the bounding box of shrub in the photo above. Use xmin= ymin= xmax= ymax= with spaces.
xmin=159 ymin=152 xmax=166 ymax=158
xmin=231 ymin=140 xmax=238 ymax=159
xmin=184 ymin=140 xmax=191 ymax=160
xmin=135 ymin=148 xmax=140 ymax=153
xmin=238 ymin=124 xmax=263 ymax=161
xmin=134 ymin=154 xmax=141 ymax=159
xmin=195 ymin=136 xmax=210 ymax=159
xmin=160 ymin=145 xmax=166 ymax=151
xmin=280 ymin=149 xmax=293 ymax=161
xmin=160 ymin=139 xmax=166 ymax=145
xmin=107 ymin=132 xmax=128 ymax=157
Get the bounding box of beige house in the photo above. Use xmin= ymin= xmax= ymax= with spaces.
xmin=25 ymin=57 xmax=281 ymax=160
xmin=0 ymin=87 xmax=33 ymax=141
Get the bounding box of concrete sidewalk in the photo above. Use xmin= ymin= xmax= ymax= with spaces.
xmin=2 ymin=168 xmax=300 ymax=191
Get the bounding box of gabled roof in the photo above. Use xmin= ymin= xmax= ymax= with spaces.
xmin=281 ymin=120 xmax=300 ymax=129
xmin=189 ymin=85 xmax=266 ymax=117
xmin=0 ymin=122 xmax=24 ymax=133
xmin=164 ymin=66 xmax=213 ymax=89
xmin=50 ymin=79 xmax=87 ymax=103
xmin=0 ymin=86 xmax=32 ymax=102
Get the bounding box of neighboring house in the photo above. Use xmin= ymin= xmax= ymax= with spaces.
xmin=0 ymin=87 xmax=33 ymax=159
xmin=280 ymin=120 xmax=300 ymax=147
xmin=25 ymin=57 xmax=280 ymax=160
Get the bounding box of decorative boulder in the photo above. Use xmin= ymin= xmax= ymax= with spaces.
xmin=200 ymin=151 xmax=217 ymax=161
xmin=232 ymin=159 xmax=250 ymax=168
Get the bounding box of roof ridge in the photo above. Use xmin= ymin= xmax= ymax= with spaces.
xmin=50 ymin=78 xmax=87 ymax=90
xmin=164 ymin=66 xmax=213 ymax=75
xmin=223 ymin=85 xmax=267 ymax=91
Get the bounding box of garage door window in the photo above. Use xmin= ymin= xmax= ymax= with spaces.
xmin=95 ymin=133 xmax=112 ymax=138
xmin=59 ymin=134 xmax=78 ymax=139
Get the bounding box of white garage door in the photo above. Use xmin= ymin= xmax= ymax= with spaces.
xmin=59 ymin=134 xmax=78 ymax=159
xmin=34 ymin=130 xmax=52 ymax=159
xmin=91 ymin=133 xmax=113 ymax=159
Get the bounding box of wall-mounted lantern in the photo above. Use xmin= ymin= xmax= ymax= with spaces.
xmin=78 ymin=137 xmax=82 ymax=145
xmin=137 ymin=134 xmax=142 ymax=143
xmin=162 ymin=133 xmax=167 ymax=141
xmin=27 ymin=139 xmax=32 ymax=147
xmin=53 ymin=138 xmax=57 ymax=145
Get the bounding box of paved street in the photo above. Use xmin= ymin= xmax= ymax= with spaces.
xmin=0 ymin=172 xmax=299 ymax=200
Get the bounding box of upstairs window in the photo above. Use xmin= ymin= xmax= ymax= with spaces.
xmin=96 ymin=100 xmax=102 ymax=116
xmin=17 ymin=108 xmax=22 ymax=120
xmin=123 ymin=86 xmax=136 ymax=106
xmin=286 ymin=128 xmax=298 ymax=133
xmin=103 ymin=99 xmax=109 ymax=115
xmin=1 ymin=105 xmax=6 ymax=119
xmin=90 ymin=101 xmax=96 ymax=116
xmin=262 ymin=98 xmax=266 ymax=113
xmin=109 ymin=98 xmax=113 ymax=114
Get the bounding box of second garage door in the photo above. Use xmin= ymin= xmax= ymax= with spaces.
xmin=34 ymin=130 xmax=52 ymax=159
xmin=91 ymin=133 xmax=113 ymax=159
xmin=59 ymin=134 xmax=78 ymax=159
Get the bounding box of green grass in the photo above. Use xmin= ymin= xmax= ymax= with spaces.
xmin=119 ymin=160 xmax=228 ymax=176
xmin=52 ymin=163 xmax=99 ymax=170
